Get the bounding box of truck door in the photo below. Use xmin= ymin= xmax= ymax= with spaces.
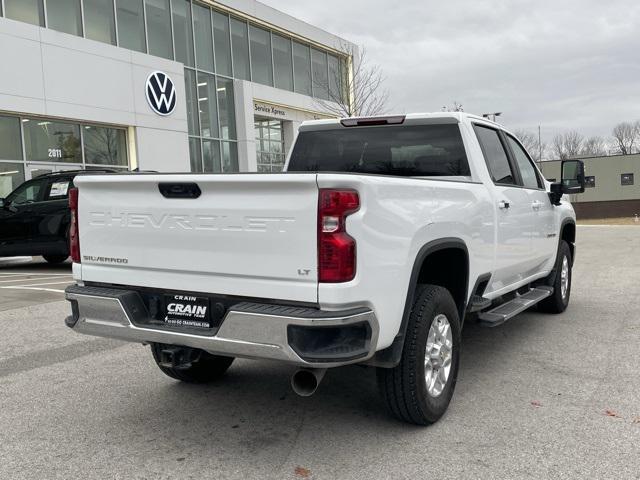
xmin=29 ymin=176 xmax=73 ymax=252
xmin=503 ymin=134 xmax=557 ymax=268
xmin=0 ymin=177 xmax=48 ymax=255
xmin=473 ymin=125 xmax=537 ymax=291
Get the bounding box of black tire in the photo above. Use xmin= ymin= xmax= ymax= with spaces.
xmin=538 ymin=240 xmax=572 ymax=313
xmin=150 ymin=343 xmax=234 ymax=383
xmin=43 ymin=255 xmax=68 ymax=264
xmin=377 ymin=285 xmax=461 ymax=425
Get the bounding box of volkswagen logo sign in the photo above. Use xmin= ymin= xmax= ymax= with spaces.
xmin=145 ymin=71 xmax=176 ymax=116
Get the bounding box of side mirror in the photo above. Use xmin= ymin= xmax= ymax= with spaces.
xmin=561 ymin=159 xmax=585 ymax=194
xmin=549 ymin=160 xmax=585 ymax=206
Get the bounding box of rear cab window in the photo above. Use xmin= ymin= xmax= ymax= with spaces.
xmin=288 ymin=123 xmax=471 ymax=178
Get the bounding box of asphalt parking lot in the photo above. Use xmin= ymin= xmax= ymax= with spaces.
xmin=1 ymin=227 xmax=639 ymax=479
xmin=0 ymin=258 xmax=74 ymax=312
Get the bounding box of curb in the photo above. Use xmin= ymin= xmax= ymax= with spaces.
xmin=0 ymin=256 xmax=33 ymax=266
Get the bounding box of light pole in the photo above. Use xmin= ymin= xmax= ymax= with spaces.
xmin=538 ymin=125 xmax=543 ymax=167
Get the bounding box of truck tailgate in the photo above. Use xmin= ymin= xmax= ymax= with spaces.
xmin=74 ymin=174 xmax=319 ymax=303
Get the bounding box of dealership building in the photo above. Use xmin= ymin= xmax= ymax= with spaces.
xmin=541 ymin=154 xmax=640 ymax=218
xmin=0 ymin=0 xmax=354 ymax=198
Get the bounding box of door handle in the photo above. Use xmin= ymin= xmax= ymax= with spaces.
xmin=531 ymin=200 xmax=543 ymax=210
xmin=498 ymin=200 xmax=510 ymax=210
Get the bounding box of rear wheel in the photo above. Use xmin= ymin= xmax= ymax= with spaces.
xmin=43 ymin=255 xmax=68 ymax=264
xmin=377 ymin=285 xmax=461 ymax=425
xmin=150 ymin=343 xmax=234 ymax=383
xmin=538 ymin=240 xmax=572 ymax=313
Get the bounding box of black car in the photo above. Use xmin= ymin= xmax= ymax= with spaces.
xmin=0 ymin=169 xmax=118 ymax=264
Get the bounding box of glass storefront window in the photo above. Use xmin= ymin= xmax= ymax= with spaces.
xmin=83 ymin=126 xmax=128 ymax=166
xmin=230 ymin=18 xmax=250 ymax=81
xmin=249 ymin=25 xmax=273 ymax=86
xmin=217 ymin=77 xmax=236 ymax=140
xmin=328 ymin=54 xmax=342 ymax=102
xmin=189 ymin=137 xmax=202 ymax=173
xmin=255 ymin=119 xmax=285 ymax=172
xmin=22 ymin=119 xmax=82 ymax=163
xmin=47 ymin=0 xmax=83 ymax=36
xmin=0 ymin=163 xmax=25 ymax=199
xmin=273 ymin=34 xmax=293 ymax=91
xmin=193 ymin=3 xmax=214 ymax=72
xmin=202 ymin=139 xmax=221 ymax=172
xmin=145 ymin=0 xmax=173 ymax=60
xmin=0 ymin=114 xmax=128 ymax=182
xmin=84 ymin=0 xmax=117 ymax=45
xmin=197 ymin=72 xmax=220 ymax=139
xmin=293 ymin=41 xmax=312 ymax=96
xmin=213 ymin=12 xmax=232 ymax=77
xmin=116 ymin=0 xmax=146 ymax=53
xmin=5 ymin=0 xmax=45 ymax=27
xmin=221 ymin=141 xmax=238 ymax=172
xmin=0 ymin=116 xmax=23 ymax=161
xmin=184 ymin=69 xmax=200 ymax=136
xmin=311 ymin=48 xmax=329 ymax=100
xmin=172 ymin=0 xmax=195 ymax=67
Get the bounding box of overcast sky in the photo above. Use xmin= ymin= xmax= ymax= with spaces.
xmin=260 ymin=0 xmax=640 ymax=142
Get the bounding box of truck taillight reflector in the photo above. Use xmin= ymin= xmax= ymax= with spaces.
xmin=69 ymin=187 xmax=80 ymax=263
xmin=318 ymin=189 xmax=359 ymax=283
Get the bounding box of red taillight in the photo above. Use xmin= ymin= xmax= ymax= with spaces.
xmin=318 ymin=189 xmax=359 ymax=283
xmin=69 ymin=187 xmax=80 ymax=263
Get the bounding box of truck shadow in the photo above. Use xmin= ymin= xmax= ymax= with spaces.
xmin=117 ymin=311 xmax=553 ymax=457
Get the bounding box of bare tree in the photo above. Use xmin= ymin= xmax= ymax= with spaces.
xmin=314 ymin=42 xmax=389 ymax=118
xmin=552 ymin=131 xmax=584 ymax=160
xmin=84 ymin=127 xmax=123 ymax=165
xmin=581 ymin=136 xmax=608 ymax=157
xmin=612 ymin=121 xmax=640 ymax=155
xmin=441 ymin=102 xmax=464 ymax=112
xmin=513 ymin=129 xmax=546 ymax=162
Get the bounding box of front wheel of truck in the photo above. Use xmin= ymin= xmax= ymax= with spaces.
xmin=150 ymin=343 xmax=234 ymax=383
xmin=377 ymin=284 xmax=461 ymax=425
xmin=538 ymin=240 xmax=572 ymax=314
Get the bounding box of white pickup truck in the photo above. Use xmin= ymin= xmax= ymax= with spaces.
xmin=64 ymin=112 xmax=585 ymax=425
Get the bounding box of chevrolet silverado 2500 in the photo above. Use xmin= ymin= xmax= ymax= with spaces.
xmin=64 ymin=113 xmax=585 ymax=425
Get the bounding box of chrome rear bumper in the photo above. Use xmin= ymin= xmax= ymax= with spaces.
xmin=65 ymin=285 xmax=378 ymax=367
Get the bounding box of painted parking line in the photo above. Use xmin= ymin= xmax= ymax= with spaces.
xmin=577 ymin=224 xmax=640 ymax=228
xmin=0 ymin=272 xmax=73 ymax=277
xmin=0 ymin=280 xmax=74 ymax=288
xmin=0 ymin=286 xmax=66 ymax=294
xmin=0 ymin=276 xmax=73 ymax=284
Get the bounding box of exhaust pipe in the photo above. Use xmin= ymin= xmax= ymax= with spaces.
xmin=291 ymin=368 xmax=327 ymax=397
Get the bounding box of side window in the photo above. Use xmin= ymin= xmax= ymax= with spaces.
xmin=506 ymin=135 xmax=541 ymax=189
xmin=474 ymin=125 xmax=516 ymax=185
xmin=45 ymin=178 xmax=72 ymax=201
xmin=6 ymin=178 xmax=47 ymax=205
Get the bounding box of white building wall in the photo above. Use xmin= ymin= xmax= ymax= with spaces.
xmin=0 ymin=17 xmax=190 ymax=172
xmin=234 ymin=80 xmax=336 ymax=171
xmin=213 ymin=0 xmax=347 ymax=50
xmin=0 ymin=0 xmax=357 ymax=175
